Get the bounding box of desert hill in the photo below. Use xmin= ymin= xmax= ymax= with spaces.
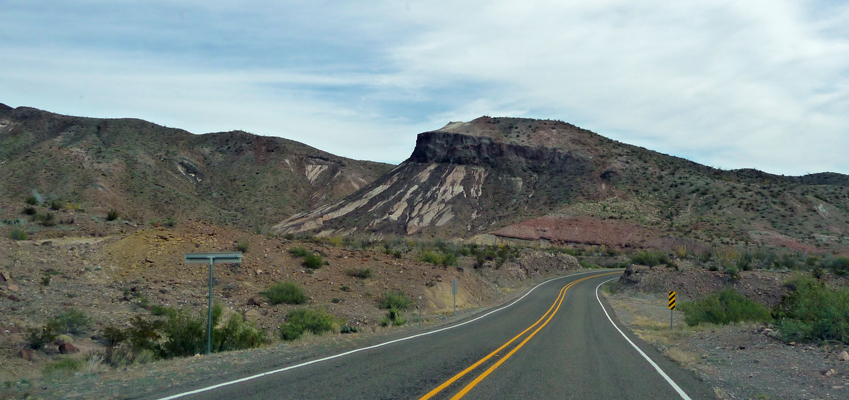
xmin=274 ymin=116 xmax=849 ymax=254
xmin=0 ymin=104 xmax=393 ymax=231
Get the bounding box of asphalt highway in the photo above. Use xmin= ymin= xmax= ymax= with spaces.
xmin=155 ymin=271 xmax=715 ymax=400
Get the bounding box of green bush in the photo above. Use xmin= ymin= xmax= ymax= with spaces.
xmin=22 ymin=206 xmax=36 ymax=216
xmin=235 ymin=240 xmax=249 ymax=253
xmin=26 ymin=325 xmax=59 ymax=350
xmin=380 ymin=307 xmax=407 ymax=327
xmin=420 ymin=250 xmax=443 ymax=265
xmin=303 ymin=253 xmax=323 ymax=269
xmin=9 ymin=228 xmax=28 ymax=241
xmin=289 ymin=247 xmax=310 ymax=257
xmin=261 ymin=282 xmax=308 ymax=305
xmin=212 ymin=312 xmax=266 ymax=352
xmin=377 ymin=291 xmax=411 ymax=310
xmin=49 ymin=199 xmax=63 ymax=211
xmin=52 ymin=308 xmax=92 ymax=334
xmin=25 ymin=196 xmax=38 ymax=205
xmin=43 ymin=358 xmax=82 ymax=376
xmin=828 ymin=257 xmax=849 ymax=276
xmin=631 ymin=251 xmax=669 ymax=267
xmin=678 ymin=288 xmax=771 ymax=326
xmin=773 ymin=279 xmax=849 ymax=344
xmin=106 ymin=209 xmax=119 ymax=221
xmin=346 ymin=268 xmax=372 ymax=279
xmin=279 ymin=309 xmax=335 ymax=341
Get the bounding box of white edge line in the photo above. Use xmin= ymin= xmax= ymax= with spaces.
xmin=158 ymin=269 xmax=617 ymax=400
xmin=595 ymin=278 xmax=693 ymax=400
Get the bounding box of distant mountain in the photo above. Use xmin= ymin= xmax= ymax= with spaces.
xmin=274 ymin=116 xmax=849 ymax=253
xmin=0 ymin=103 xmax=394 ymax=230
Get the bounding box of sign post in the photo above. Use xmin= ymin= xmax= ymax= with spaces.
xmin=184 ymin=252 xmax=242 ymax=355
xmin=668 ymin=291 xmax=677 ymax=329
xmin=418 ymin=296 xmax=422 ymax=328
xmin=452 ymin=279 xmax=457 ymax=317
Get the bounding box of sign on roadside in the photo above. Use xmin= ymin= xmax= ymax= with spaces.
xmin=668 ymin=291 xmax=676 ymax=310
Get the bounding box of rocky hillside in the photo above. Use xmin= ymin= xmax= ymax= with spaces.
xmin=274 ymin=116 xmax=849 ymax=254
xmin=0 ymin=103 xmax=393 ymax=230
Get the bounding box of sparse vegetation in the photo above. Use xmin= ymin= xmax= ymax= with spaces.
xmin=773 ymin=278 xmax=849 ymax=344
xmin=43 ymin=358 xmax=82 ymax=376
xmin=303 ymin=253 xmax=324 ymax=269
xmin=235 ymin=240 xmax=249 ymax=253
xmin=106 ymin=209 xmax=119 ymax=221
xmin=9 ymin=228 xmax=28 ymax=240
xmin=261 ymin=282 xmax=308 ymax=305
xmin=53 ymin=308 xmax=92 ymax=334
xmin=631 ymin=251 xmax=670 ymax=267
xmin=678 ymin=288 xmax=771 ymax=326
xmin=346 ymin=268 xmax=373 ymax=279
xmin=279 ymin=308 xmax=335 ymax=341
xmin=377 ymin=291 xmax=412 ymax=310
xmin=289 ymin=247 xmax=310 ymax=257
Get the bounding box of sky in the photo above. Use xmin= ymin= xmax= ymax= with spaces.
xmin=2 ymin=0 xmax=848 ymax=175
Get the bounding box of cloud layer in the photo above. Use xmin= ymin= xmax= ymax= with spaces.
xmin=2 ymin=0 xmax=847 ymax=174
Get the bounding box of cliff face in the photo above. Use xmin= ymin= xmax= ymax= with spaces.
xmin=0 ymin=105 xmax=393 ymax=230
xmin=273 ymin=118 xmax=610 ymax=238
xmin=274 ymin=116 xmax=849 ymax=254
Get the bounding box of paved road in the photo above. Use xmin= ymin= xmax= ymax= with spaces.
xmin=156 ymin=271 xmax=714 ymax=400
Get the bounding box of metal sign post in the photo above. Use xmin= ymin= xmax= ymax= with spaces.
xmin=668 ymin=291 xmax=677 ymax=330
xmin=184 ymin=252 xmax=242 ymax=355
xmin=452 ymin=279 xmax=457 ymax=317
xmin=418 ymin=296 xmax=422 ymax=328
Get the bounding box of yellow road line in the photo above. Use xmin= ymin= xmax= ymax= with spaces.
xmin=417 ymin=281 xmax=571 ymax=400
xmin=420 ymin=271 xmax=620 ymax=400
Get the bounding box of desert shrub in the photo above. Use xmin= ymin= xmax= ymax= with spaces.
xmin=125 ymin=316 xmax=164 ymax=354
xmin=346 ymin=268 xmax=373 ymax=279
xmin=737 ymin=251 xmax=753 ymax=271
xmin=678 ymin=288 xmax=771 ymax=326
xmin=340 ymin=325 xmax=359 ymax=334
xmin=25 ymin=196 xmax=38 ymax=205
xmin=288 ymin=247 xmax=310 ymax=257
xmin=725 ymin=265 xmax=741 ymax=282
xmin=420 ymin=250 xmax=442 ymax=265
xmin=159 ymin=310 xmax=206 ymax=358
xmin=211 ymin=310 xmax=267 ymax=352
xmin=377 ymin=291 xmax=411 ymax=310
xmin=106 ymin=209 xmax=119 ymax=221
xmin=235 ymin=240 xmax=249 ymax=253
xmin=261 ymin=282 xmax=308 ymax=305
xmin=9 ymin=228 xmax=27 ymax=241
xmin=419 ymin=250 xmax=457 ymax=267
xmin=22 ymin=206 xmax=36 ymax=215
xmin=52 ymin=308 xmax=92 ymax=334
xmin=811 ymin=265 xmax=824 ymax=279
xmin=36 ymin=212 xmax=56 ymax=226
xmin=772 ymin=279 xmax=849 ymax=344
xmin=49 ymin=199 xmax=63 ymax=211
xmin=303 ymin=253 xmax=323 ymax=269
xmin=380 ymin=307 xmax=407 ymax=327
xmin=827 ymin=257 xmax=849 ymax=276
xmin=102 ymin=326 xmax=128 ymax=347
xmin=631 ymin=251 xmax=669 ymax=267
xmin=43 ymin=358 xmax=82 ymax=376
xmin=26 ymin=325 xmax=59 ymax=350
xmin=279 ymin=309 xmax=335 ymax=341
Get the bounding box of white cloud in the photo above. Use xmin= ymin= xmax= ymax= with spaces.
xmin=1 ymin=0 xmax=847 ymax=174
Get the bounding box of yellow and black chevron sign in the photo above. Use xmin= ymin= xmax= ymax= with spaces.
xmin=668 ymin=291 xmax=676 ymax=310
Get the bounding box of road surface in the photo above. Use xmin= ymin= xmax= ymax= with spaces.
xmin=155 ymin=270 xmax=714 ymax=400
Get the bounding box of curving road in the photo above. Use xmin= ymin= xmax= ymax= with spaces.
xmin=154 ymin=270 xmax=714 ymax=400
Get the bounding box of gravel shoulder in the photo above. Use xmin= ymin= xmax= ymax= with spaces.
xmin=603 ymin=287 xmax=849 ymax=400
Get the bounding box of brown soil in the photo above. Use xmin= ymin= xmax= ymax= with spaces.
xmin=493 ymin=215 xmax=660 ymax=248
xmin=0 ymin=219 xmax=581 ymax=392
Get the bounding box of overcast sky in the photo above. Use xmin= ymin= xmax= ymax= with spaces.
xmin=2 ymin=1 xmax=847 ymax=175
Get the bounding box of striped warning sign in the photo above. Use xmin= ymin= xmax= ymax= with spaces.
xmin=668 ymin=291 xmax=676 ymax=310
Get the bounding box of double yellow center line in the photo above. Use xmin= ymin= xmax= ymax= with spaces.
xmin=419 ymin=272 xmax=620 ymax=400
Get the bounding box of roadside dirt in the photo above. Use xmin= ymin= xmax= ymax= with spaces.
xmin=604 ymin=276 xmax=849 ymax=400
xmin=0 ymin=219 xmax=582 ymax=398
